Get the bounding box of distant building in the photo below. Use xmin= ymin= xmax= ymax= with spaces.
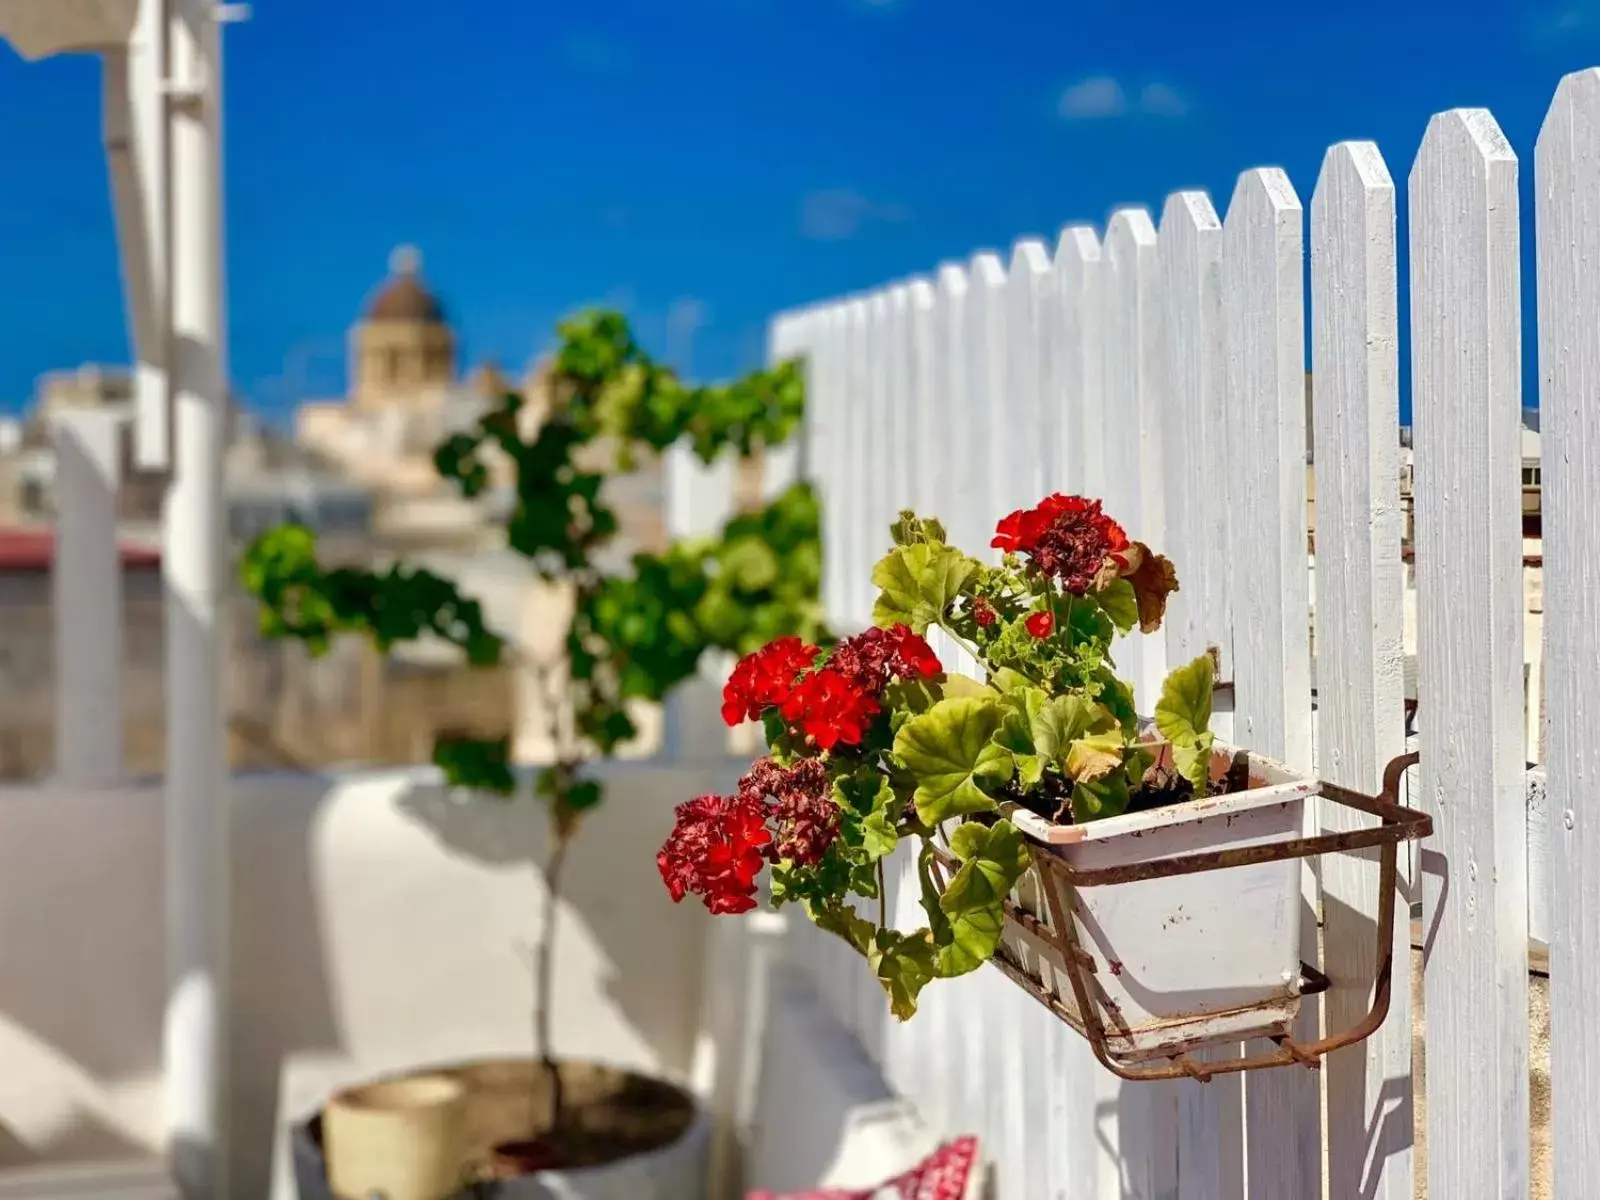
xmin=294 ymin=245 xmax=670 ymax=558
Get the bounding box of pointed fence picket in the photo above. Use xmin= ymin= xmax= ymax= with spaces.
xmin=1411 ymin=107 xmax=1530 ymax=1200
xmin=747 ymin=68 xmax=1600 ymax=1200
xmin=1537 ymin=66 xmax=1600 ymax=1198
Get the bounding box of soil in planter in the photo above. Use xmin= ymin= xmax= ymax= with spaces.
xmin=1004 ymin=750 xmax=1251 ymax=825
xmin=310 ymin=1058 xmax=696 ymax=1187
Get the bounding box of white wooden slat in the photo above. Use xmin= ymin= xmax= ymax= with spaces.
xmin=1222 ymin=165 xmax=1321 ymax=1200
xmin=1004 ymin=239 xmax=1052 ymax=513
xmin=1157 ymin=188 xmax=1245 ymax=1200
xmin=935 ymin=264 xmax=977 ymax=679
xmin=887 ymin=282 xmax=914 ymax=527
xmin=867 ymin=291 xmax=894 ymax=626
xmin=1310 ymin=139 xmax=1413 ymax=1200
xmin=1055 ymin=225 xmax=1103 ymax=499
xmin=1536 ymin=66 xmax=1600 ymax=1193
xmin=967 ymin=252 xmax=1007 ymax=561
xmin=935 ymin=264 xmax=971 ymax=546
xmin=1103 ymin=209 xmax=1161 ymax=710
xmin=1410 ymin=107 xmax=1529 ymax=1200
xmin=907 ymin=278 xmax=939 ymax=519
xmin=816 ymin=304 xmax=850 ymax=626
xmin=842 ymin=297 xmax=872 ymax=630
xmin=1158 ymin=191 xmax=1226 ymax=670
xmin=1036 ymin=239 xmax=1065 ymax=493
xmin=764 ymin=311 xmax=806 ymax=496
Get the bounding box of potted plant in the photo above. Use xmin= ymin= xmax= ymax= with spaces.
xmin=660 ymin=495 xmax=1428 ymax=1078
xmin=245 ymin=310 xmax=827 ymax=1197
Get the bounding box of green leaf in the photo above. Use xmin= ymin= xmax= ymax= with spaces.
xmin=917 ymin=843 xmax=953 ymax=946
xmin=719 ymin=537 xmax=781 ymax=591
xmin=889 ymin=511 xmax=948 ymax=548
xmin=1094 ymin=671 xmax=1139 ymax=734
xmin=1173 ymin=739 xmax=1216 ymax=792
xmin=862 ymin=807 xmax=900 ymax=859
xmin=894 ymin=696 xmax=1013 ymax=825
xmin=870 ymin=543 xmax=977 ymax=634
xmin=989 ymin=667 xmax=1036 ymax=696
xmin=870 ymin=928 xmax=939 ymax=1020
xmin=936 ymin=819 xmax=1031 ymax=976
xmin=839 ymin=772 xmax=900 ymax=860
xmin=998 ymin=690 xmax=1110 ymax=789
xmin=1155 ymin=653 xmax=1216 ymax=747
xmin=810 ymin=900 xmax=875 ymax=956
xmin=1094 ymin=579 xmax=1139 ymax=633
xmin=1072 ymin=773 xmax=1131 ymax=821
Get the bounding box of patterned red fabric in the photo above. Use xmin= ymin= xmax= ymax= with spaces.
xmin=746 ymin=1135 xmax=980 ymax=1200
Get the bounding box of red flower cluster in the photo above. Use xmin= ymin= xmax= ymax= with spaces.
xmin=781 ymin=670 xmax=882 ymax=751
xmin=656 ymin=793 xmax=773 ymax=915
xmin=970 ymin=596 xmax=997 ymax=628
xmin=991 ymin=493 xmax=1130 ymax=594
xmin=826 ymin=624 xmax=942 ymax=694
xmin=721 ymin=625 xmax=941 ymax=753
xmin=738 ymin=757 xmax=837 ymax=866
xmin=721 ymin=636 xmax=818 ymax=726
xmin=658 ymin=757 xmax=839 ymax=914
xmin=1024 ymin=610 xmax=1054 ymax=638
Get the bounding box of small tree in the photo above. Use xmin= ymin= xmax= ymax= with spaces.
xmin=242 ymin=310 xmax=825 ymax=1144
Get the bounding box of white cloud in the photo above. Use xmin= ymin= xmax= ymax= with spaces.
xmin=1524 ymin=2 xmax=1598 ymax=45
xmin=1058 ymin=75 xmax=1190 ymax=121
xmin=1058 ymin=76 xmax=1127 ymax=120
xmin=799 ymin=189 xmax=912 ymax=241
xmin=1138 ymin=82 xmax=1190 ymax=118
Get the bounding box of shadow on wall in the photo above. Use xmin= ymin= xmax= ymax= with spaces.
xmin=391 ymin=759 xmax=736 ymax=1086
xmin=0 ymin=753 xmax=733 ymax=1197
xmin=0 ymin=774 xmax=343 ymax=1192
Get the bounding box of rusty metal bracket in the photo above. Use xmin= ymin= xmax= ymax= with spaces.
xmin=932 ymin=752 xmax=1430 ymax=1083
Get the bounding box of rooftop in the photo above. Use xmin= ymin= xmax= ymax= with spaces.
xmin=0 ymin=528 xmax=160 ymax=572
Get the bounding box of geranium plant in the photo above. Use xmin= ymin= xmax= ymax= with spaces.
xmin=658 ymin=494 xmax=1220 ymax=1018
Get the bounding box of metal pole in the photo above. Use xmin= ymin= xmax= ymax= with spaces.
xmin=163 ymin=0 xmax=230 ymax=1193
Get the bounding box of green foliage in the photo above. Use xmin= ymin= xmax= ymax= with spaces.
xmin=1155 ymin=653 xmax=1218 ymax=790
xmin=893 ymin=696 xmax=1013 ymax=825
xmin=936 ymin=819 xmax=1031 ymax=976
xmin=240 ymin=308 xmax=824 ymax=825
xmin=720 ymin=495 xmax=1217 ymax=1022
xmin=870 ymin=542 xmax=979 ymax=634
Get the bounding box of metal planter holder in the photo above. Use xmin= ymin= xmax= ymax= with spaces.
xmin=929 ymin=752 xmax=1432 ymax=1083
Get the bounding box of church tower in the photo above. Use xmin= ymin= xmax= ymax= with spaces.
xmin=350 ymin=246 xmax=456 ymax=409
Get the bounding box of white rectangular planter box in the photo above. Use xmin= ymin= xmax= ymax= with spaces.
xmin=997 ymin=743 xmax=1318 ymax=1065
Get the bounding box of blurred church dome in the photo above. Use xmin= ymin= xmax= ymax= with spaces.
xmin=364 ymin=245 xmax=446 ymax=324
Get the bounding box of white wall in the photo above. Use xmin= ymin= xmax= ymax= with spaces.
xmin=0 ymin=757 xmax=744 ymax=1198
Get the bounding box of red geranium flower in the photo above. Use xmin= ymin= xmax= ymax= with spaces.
xmin=738 ymin=757 xmax=837 ymax=867
xmin=722 ymin=637 xmax=819 ymax=726
xmin=826 ymin=624 xmax=941 ymax=696
xmin=886 ymin=624 xmax=942 ymax=680
xmin=992 ymin=494 xmax=1129 ymax=594
xmin=970 ymin=596 xmax=997 ymax=628
xmin=656 ymin=792 xmax=774 ymax=915
xmin=780 ymin=668 xmax=882 ymax=751
xmin=1025 ymin=610 xmax=1054 ymax=638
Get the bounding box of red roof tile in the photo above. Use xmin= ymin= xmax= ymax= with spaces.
xmin=0 ymin=528 xmax=161 ymax=572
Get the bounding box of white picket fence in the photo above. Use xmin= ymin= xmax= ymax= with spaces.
xmin=755 ymin=67 xmax=1600 ymax=1200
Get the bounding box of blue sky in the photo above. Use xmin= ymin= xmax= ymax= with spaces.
xmin=0 ymin=0 xmax=1591 ymax=419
